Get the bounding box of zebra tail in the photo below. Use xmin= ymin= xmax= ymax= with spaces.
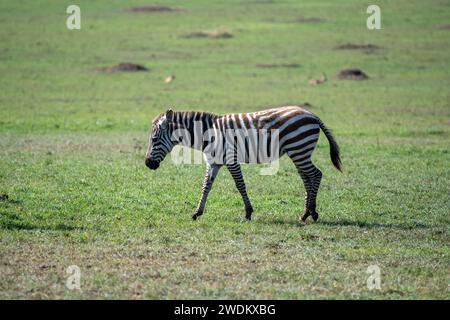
xmin=318 ymin=119 xmax=342 ymax=172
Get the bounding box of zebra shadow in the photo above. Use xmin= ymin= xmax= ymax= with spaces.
xmin=0 ymin=212 xmax=88 ymax=232
xmin=0 ymin=220 xmax=87 ymax=232
xmin=257 ymin=217 xmax=429 ymax=230
xmin=315 ymin=219 xmax=428 ymax=230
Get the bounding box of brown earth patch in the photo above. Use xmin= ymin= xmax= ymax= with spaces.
xmin=256 ymin=63 xmax=301 ymax=68
xmin=435 ymin=24 xmax=450 ymax=30
xmin=182 ymin=29 xmax=233 ymax=39
xmin=128 ymin=5 xmax=181 ymax=13
xmin=265 ymin=240 xmax=285 ymax=254
xmin=337 ymin=68 xmax=369 ymax=80
xmin=97 ymin=63 xmax=149 ymax=73
xmin=335 ymin=43 xmax=382 ymax=53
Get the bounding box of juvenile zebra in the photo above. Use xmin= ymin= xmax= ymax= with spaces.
xmin=145 ymin=106 xmax=342 ymax=223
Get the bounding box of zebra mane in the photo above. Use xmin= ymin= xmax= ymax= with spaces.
xmin=168 ymin=110 xmax=219 ymax=128
xmin=151 ymin=112 xmax=166 ymax=125
xmin=172 ymin=110 xmax=218 ymax=120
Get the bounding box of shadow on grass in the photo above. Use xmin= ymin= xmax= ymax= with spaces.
xmin=318 ymin=219 xmax=428 ymax=230
xmin=257 ymin=217 xmax=429 ymax=230
xmin=258 ymin=218 xmax=299 ymax=227
xmin=0 ymin=212 xmax=86 ymax=232
xmin=0 ymin=220 xmax=86 ymax=232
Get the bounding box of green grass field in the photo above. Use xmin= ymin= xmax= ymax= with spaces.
xmin=0 ymin=0 xmax=449 ymax=299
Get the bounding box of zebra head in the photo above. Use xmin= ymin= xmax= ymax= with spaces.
xmin=145 ymin=109 xmax=175 ymax=170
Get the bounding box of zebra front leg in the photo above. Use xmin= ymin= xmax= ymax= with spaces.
xmin=227 ymin=164 xmax=254 ymax=220
xmin=192 ymin=163 xmax=221 ymax=220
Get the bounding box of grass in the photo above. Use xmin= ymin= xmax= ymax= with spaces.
xmin=0 ymin=0 xmax=449 ymax=299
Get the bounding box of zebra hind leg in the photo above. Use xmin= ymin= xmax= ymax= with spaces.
xmin=302 ymin=164 xmax=322 ymax=222
xmin=298 ymin=171 xmax=313 ymax=222
xmin=294 ymin=161 xmax=322 ymax=223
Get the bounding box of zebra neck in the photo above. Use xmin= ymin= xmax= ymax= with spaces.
xmin=171 ymin=111 xmax=217 ymax=151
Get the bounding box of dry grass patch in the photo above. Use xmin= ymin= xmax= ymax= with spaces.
xmin=255 ymin=63 xmax=301 ymax=68
xmin=335 ymin=43 xmax=382 ymax=53
xmin=296 ymin=17 xmax=324 ymax=24
xmin=127 ymin=5 xmax=182 ymax=13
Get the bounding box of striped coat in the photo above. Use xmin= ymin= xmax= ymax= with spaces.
xmin=145 ymin=106 xmax=341 ymax=223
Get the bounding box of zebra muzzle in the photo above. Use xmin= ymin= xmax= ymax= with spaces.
xmin=145 ymin=158 xmax=160 ymax=170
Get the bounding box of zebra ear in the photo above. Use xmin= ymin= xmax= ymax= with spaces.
xmin=166 ymin=109 xmax=173 ymax=122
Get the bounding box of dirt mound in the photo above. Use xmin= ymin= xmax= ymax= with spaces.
xmin=337 ymin=69 xmax=368 ymax=80
xmin=296 ymin=17 xmax=323 ymax=24
xmin=256 ymin=63 xmax=301 ymax=68
xmin=182 ymin=29 xmax=233 ymax=39
xmin=128 ymin=5 xmax=180 ymax=13
xmin=97 ymin=63 xmax=149 ymax=73
xmin=335 ymin=43 xmax=381 ymax=52
xmin=435 ymin=24 xmax=450 ymax=30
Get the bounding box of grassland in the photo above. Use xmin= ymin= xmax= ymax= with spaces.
xmin=0 ymin=0 xmax=449 ymax=299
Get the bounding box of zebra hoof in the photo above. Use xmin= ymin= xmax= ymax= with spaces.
xmin=300 ymin=210 xmax=311 ymax=222
xmin=192 ymin=211 xmax=202 ymax=220
xmin=245 ymin=207 xmax=253 ymax=221
xmin=301 ymin=209 xmax=319 ymax=222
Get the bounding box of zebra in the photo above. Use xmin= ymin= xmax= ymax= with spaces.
xmin=145 ymin=106 xmax=341 ymax=223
